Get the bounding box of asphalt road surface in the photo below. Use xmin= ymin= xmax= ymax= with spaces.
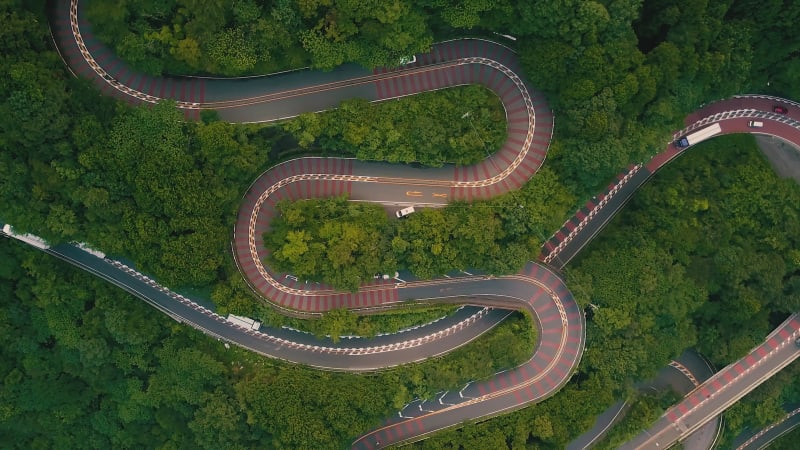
xmin=733 ymin=404 xmax=800 ymax=449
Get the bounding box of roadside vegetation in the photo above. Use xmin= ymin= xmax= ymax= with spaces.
xmin=265 ymin=196 xmax=393 ymax=292
xmin=284 ymin=85 xmax=506 ymax=166
xmin=0 ymin=241 xmax=533 ymax=448
xmin=591 ymin=390 xmax=681 ymax=450
xmin=86 ymin=0 xmax=438 ymax=74
xmin=302 ymin=305 xmax=461 ymax=341
xmin=762 ymin=425 xmax=800 ymax=450
xmin=243 ymin=299 xmax=460 ymax=342
xmin=413 ymin=136 xmax=800 ymax=448
xmin=264 ymin=166 xmax=574 ymax=291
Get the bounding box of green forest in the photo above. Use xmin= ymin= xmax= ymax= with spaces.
xmin=283 ymin=85 xmax=506 ymax=166
xmin=0 ymin=239 xmax=535 ymax=448
xmin=87 ymin=0 xmax=800 ymax=195
xmin=264 ymin=165 xmax=573 ymax=291
xmin=1 ymin=0 xmax=800 ymax=448
xmin=407 ymin=136 xmax=800 ymax=449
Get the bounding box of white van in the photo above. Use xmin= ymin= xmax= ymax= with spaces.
xmin=748 ymin=120 xmax=764 ymax=128
xmin=395 ymin=206 xmax=415 ymax=218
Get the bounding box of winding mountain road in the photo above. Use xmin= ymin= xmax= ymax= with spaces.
xmin=49 ymin=1 xmax=586 ymax=448
xmin=31 ymin=1 xmax=800 ymax=448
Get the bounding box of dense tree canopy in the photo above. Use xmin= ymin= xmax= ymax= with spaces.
xmin=2 ymin=90 xmax=270 ymax=287
xmin=284 ymin=85 xmax=506 ymax=166
xmin=407 ymin=137 xmax=800 ymax=450
xmin=2 ymin=0 xmax=800 ymax=448
xmin=265 ymin=195 xmax=395 ymax=291
xmin=505 ymin=0 xmax=753 ymax=193
xmin=0 ymin=239 xmax=534 ymax=449
xmin=264 ymin=167 xmax=574 ymax=287
xmin=392 ymin=169 xmax=573 ymax=278
xmin=87 ymin=0 xmax=435 ymax=74
xmin=725 ymin=0 xmax=800 ymax=100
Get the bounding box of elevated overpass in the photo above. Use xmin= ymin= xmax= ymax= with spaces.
xmin=620 ymin=314 xmax=800 ymax=449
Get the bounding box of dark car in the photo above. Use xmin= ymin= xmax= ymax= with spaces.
xmin=773 ymin=105 xmax=789 ymax=114
xmin=795 ymin=336 xmax=800 ymax=348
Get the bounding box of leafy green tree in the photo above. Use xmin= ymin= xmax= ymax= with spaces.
xmin=170 ymin=38 xmax=202 ymax=68
xmin=189 ymin=393 xmax=246 ymax=450
xmin=117 ymin=33 xmax=165 ymax=76
xmin=265 ymin=196 xmax=393 ymax=291
xmin=283 ymin=86 xmax=506 ymax=167
xmin=207 ymin=28 xmax=259 ymax=75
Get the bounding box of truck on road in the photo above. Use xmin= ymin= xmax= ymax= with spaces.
xmin=226 ymin=314 xmax=261 ymax=331
xmin=674 ymin=123 xmax=722 ymax=148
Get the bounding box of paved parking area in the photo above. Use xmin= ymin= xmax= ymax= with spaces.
xmin=755 ymin=135 xmax=800 ymax=182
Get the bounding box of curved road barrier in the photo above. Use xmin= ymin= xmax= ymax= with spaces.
xmin=38 ymin=1 xmax=800 ymax=448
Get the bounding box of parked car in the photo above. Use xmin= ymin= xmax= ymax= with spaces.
xmin=396 ymin=206 xmax=415 ymax=218
xmin=773 ymin=105 xmax=788 ymax=114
